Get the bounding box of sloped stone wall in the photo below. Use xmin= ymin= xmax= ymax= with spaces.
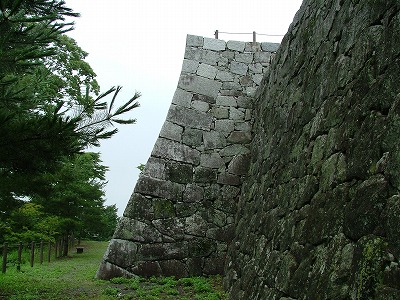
xmin=224 ymin=0 xmax=400 ymax=299
xmin=97 ymin=35 xmax=279 ymax=279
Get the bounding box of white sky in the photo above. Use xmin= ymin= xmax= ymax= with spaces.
xmin=66 ymin=0 xmax=303 ymax=215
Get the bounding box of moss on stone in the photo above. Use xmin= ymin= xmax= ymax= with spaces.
xmin=357 ymin=237 xmax=387 ymax=300
xmin=153 ymin=199 xmax=176 ymax=219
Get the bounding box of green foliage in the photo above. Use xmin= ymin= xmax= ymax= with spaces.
xmin=0 ymin=0 xmax=140 ymax=229
xmin=2 ymin=152 xmax=119 ymax=244
xmin=357 ymin=237 xmax=387 ymax=300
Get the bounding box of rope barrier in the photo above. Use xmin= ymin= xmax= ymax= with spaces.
xmin=214 ymin=30 xmax=284 ymax=42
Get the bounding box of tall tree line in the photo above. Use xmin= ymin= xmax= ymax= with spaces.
xmin=0 ymin=0 xmax=139 ymax=245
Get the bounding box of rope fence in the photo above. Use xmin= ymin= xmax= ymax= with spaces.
xmin=1 ymin=237 xmax=79 ymax=274
xmin=214 ymin=30 xmax=284 ymax=42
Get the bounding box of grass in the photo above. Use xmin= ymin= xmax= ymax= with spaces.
xmin=0 ymin=241 xmax=227 ymax=300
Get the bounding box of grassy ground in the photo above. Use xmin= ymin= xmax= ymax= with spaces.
xmin=0 ymin=241 xmax=227 ymax=300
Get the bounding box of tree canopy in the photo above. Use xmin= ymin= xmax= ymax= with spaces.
xmin=0 ymin=0 xmax=138 ymax=244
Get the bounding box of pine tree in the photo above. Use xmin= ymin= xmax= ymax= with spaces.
xmin=0 ymin=0 xmax=140 ymax=202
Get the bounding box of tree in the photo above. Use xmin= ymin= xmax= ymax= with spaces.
xmin=0 ymin=0 xmax=140 ymax=201
xmin=0 ymin=0 xmax=139 ymax=248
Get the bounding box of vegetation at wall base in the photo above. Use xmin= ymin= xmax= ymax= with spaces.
xmin=0 ymin=241 xmax=227 ymax=300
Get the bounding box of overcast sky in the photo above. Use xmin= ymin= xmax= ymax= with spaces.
xmin=66 ymin=0 xmax=303 ymax=215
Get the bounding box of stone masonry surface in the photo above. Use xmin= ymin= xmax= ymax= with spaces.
xmin=224 ymin=0 xmax=400 ymax=299
xmin=96 ymin=35 xmax=279 ymax=279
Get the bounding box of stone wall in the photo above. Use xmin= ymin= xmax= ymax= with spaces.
xmin=224 ymin=0 xmax=400 ymax=299
xmin=96 ymin=35 xmax=279 ymax=279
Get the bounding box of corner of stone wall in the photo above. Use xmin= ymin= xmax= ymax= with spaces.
xmin=96 ymin=34 xmax=279 ymax=279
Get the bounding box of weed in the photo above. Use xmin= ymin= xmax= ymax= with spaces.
xmin=0 ymin=241 xmax=227 ymax=299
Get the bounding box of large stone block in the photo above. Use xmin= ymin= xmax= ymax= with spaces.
xmin=134 ymin=176 xmax=184 ymax=201
xmin=152 ymin=138 xmax=200 ymax=165
xmin=182 ymin=127 xmax=203 ymax=147
xmin=165 ymin=161 xmax=193 ymax=184
xmin=227 ymin=154 xmax=251 ymax=175
xmin=182 ymin=59 xmax=199 ymax=74
xmin=159 ymin=121 xmax=183 ymax=142
xmin=186 ymin=34 xmax=204 ymax=47
xmin=227 ymin=40 xmax=245 ymax=52
xmin=230 ymin=61 xmax=248 ymax=75
xmin=172 ymin=88 xmax=193 ymax=108
xmin=114 ymin=217 xmax=162 ymax=243
xmin=178 ymin=74 xmax=222 ymax=98
xmin=203 ymin=131 xmax=226 ymax=150
xmin=235 ymin=53 xmax=254 ymax=64
xmin=261 ymin=42 xmax=280 ymax=52
xmin=203 ymin=37 xmax=226 ymax=51
xmin=197 ymin=63 xmax=218 ymax=79
xmin=200 ymin=153 xmax=225 ymax=169
xmin=167 ymin=105 xmax=213 ymax=130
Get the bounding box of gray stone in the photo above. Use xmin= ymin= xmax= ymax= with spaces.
xmin=182 ymin=59 xmax=199 ymax=74
xmin=248 ymin=63 xmax=264 ymax=74
xmin=202 ymin=49 xmax=220 ymax=65
xmin=261 ymin=42 xmax=280 ymax=52
xmin=236 ymin=96 xmax=253 ymax=108
xmin=186 ymin=34 xmax=204 ymax=47
xmin=227 ymin=40 xmax=246 ymax=52
xmin=167 ymin=105 xmax=213 ymax=130
xmin=252 ymin=73 xmax=264 ymax=85
xmin=216 ymin=70 xmax=234 ymax=82
xmin=159 ymin=121 xmax=183 ymax=142
xmin=114 ymin=217 xmax=162 ymax=243
xmin=234 ymin=122 xmax=251 ymax=132
xmin=152 ymin=218 xmax=185 ymax=241
xmin=221 ymin=50 xmax=235 ymax=60
xmin=235 ymin=53 xmax=254 ymax=64
xmin=239 ymin=75 xmax=253 ymax=86
xmin=183 ymin=184 xmax=204 ymax=203
xmin=191 ymin=100 xmax=209 ymax=112
xmin=222 ymin=81 xmax=243 ymax=91
xmin=165 ymin=161 xmax=193 ymax=184
xmin=203 ymin=37 xmax=226 ymax=51
xmin=215 ymin=119 xmax=235 ymax=135
xmin=217 ymin=56 xmax=229 ymax=67
xmin=230 ymin=107 xmax=245 ymax=120
xmin=217 ymin=173 xmax=241 ymax=186
xmin=182 ymin=127 xmax=203 ymax=147
xmin=227 ymin=154 xmax=251 ymax=175
xmin=254 ymin=52 xmax=272 ymax=63
xmin=220 ymin=144 xmax=250 ymax=157
xmin=244 ymin=42 xmax=261 ymax=52
xmin=200 ymin=153 xmax=225 ymax=169
xmin=211 ymin=107 xmax=229 ymax=119
xmin=134 ymin=176 xmax=184 ymax=200
xmin=185 ymin=213 xmax=209 ymax=236
xmin=142 ymin=157 xmax=166 ymax=179
xmin=197 ymin=63 xmax=218 ymax=79
xmin=102 ymin=239 xmax=138 ymax=269
xmin=184 ymin=46 xmax=203 ymax=61
xmin=203 ymin=131 xmax=226 ymax=150
xmin=192 ymin=93 xmax=215 ymax=104
xmin=151 ymin=138 xmax=200 ymax=165
xmin=245 ymin=86 xmax=257 ymax=96
xmin=227 ymin=131 xmax=252 ymax=144
xmin=230 ymin=61 xmax=248 ymax=75
xmin=172 ymin=88 xmax=193 ymax=108
xmin=178 ymin=74 xmax=222 ymax=98
xmin=216 ymin=96 xmax=237 ymax=107
xmin=194 ymin=167 xmax=217 ymax=183
xmin=245 ymin=109 xmax=252 ymax=121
